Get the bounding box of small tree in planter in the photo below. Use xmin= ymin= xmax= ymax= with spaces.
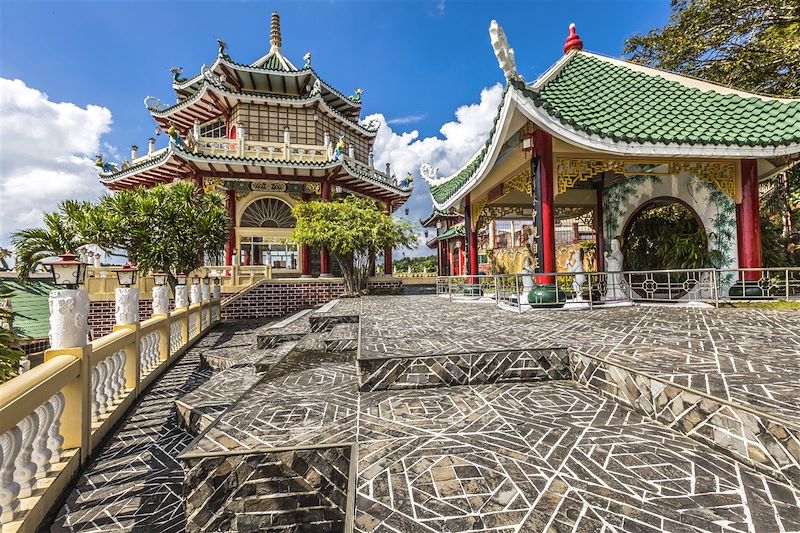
xmin=292 ymin=196 xmax=416 ymax=295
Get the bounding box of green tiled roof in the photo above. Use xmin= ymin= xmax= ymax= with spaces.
xmin=520 ymin=53 xmax=800 ymax=148
xmin=0 ymin=279 xmax=54 ymax=340
xmin=429 ymin=86 xmax=509 ymax=205
xmin=428 ymin=51 xmax=800 ymax=207
xmin=435 ymin=225 xmax=465 ymax=241
xmin=259 ymin=53 xmax=294 ymax=71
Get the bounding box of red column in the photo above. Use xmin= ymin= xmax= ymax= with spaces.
xmin=534 ymin=130 xmax=556 ymax=283
xmin=300 ymin=193 xmax=312 ymax=277
xmin=319 ymin=181 xmax=332 ymax=277
xmin=465 ymin=193 xmax=479 ymax=281
xmin=738 ymin=159 xmax=762 ymax=281
xmin=595 ymin=185 xmax=605 ymax=272
xmin=383 ymin=201 xmax=393 ymax=276
xmin=224 ymin=190 xmax=236 ymax=269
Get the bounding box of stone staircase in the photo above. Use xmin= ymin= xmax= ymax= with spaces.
xmin=173 ymin=297 xmax=800 ymax=532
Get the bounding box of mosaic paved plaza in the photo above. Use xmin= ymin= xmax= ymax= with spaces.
xmin=51 ymin=296 xmax=800 ymax=532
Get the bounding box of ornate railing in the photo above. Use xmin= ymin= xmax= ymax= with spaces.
xmin=437 ymin=267 xmax=800 ymax=310
xmin=0 ymin=298 xmax=222 ymax=531
xmin=195 ymin=136 xmax=330 ymax=163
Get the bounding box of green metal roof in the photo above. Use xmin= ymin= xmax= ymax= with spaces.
xmin=520 ymin=53 xmax=800 ymax=148
xmin=0 ymin=279 xmax=54 ymax=340
xmin=428 ymin=51 xmax=800 ymax=207
xmin=435 ymin=225 xmax=465 ymax=241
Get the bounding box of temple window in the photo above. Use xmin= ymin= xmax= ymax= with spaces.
xmin=200 ymin=119 xmax=226 ymax=138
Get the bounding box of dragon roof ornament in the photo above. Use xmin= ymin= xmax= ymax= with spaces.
xmin=489 ymin=20 xmax=523 ymax=83
xmin=419 ymin=163 xmax=451 ymax=187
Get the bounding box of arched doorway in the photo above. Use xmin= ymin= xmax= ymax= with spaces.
xmin=621 ymin=197 xmax=717 ymax=299
xmin=237 ymin=197 xmax=299 ymax=272
xmin=621 ymin=197 xmax=713 ymax=271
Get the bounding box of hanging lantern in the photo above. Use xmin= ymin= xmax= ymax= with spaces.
xmin=153 ymin=269 xmax=169 ymax=287
xmin=192 ymin=276 xmax=201 ymax=285
xmin=202 ymin=275 xmax=210 ymax=286
xmin=115 ymin=263 xmax=139 ymax=288
xmin=48 ymin=252 xmax=88 ymax=288
xmin=521 ymin=130 xmax=535 ymax=156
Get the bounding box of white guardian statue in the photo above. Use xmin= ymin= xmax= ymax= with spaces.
xmin=419 ymin=163 xmax=451 ymax=187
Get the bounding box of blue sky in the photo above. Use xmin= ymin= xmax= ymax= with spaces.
xmin=0 ymin=0 xmax=672 ymax=254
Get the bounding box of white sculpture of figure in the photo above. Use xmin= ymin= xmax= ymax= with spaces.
xmin=419 ymin=163 xmax=451 ymax=187
xmin=190 ymin=284 xmax=201 ymax=305
xmin=489 ymin=20 xmax=523 ymax=82
xmin=568 ymin=249 xmax=586 ymax=301
xmin=48 ymin=289 xmax=89 ymax=350
xmin=94 ymin=253 xmax=101 ymax=268
xmin=604 ymin=238 xmax=626 ymax=300
xmin=174 ymin=285 xmax=189 ymax=309
xmin=521 ymin=256 xmax=534 ymax=296
xmin=200 ymin=282 xmax=211 ymax=303
xmin=152 ymin=285 xmax=169 ymax=316
xmin=114 ymin=287 xmax=139 ymax=326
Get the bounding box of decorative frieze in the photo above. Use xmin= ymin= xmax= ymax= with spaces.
xmin=48 ymin=289 xmax=89 ymax=350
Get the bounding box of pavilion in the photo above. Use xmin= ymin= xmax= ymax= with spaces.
xmin=423 ymin=22 xmax=800 ymax=294
xmin=96 ymin=13 xmax=412 ymax=279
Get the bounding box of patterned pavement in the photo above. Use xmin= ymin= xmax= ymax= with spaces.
xmin=49 ymin=296 xmax=800 ymax=532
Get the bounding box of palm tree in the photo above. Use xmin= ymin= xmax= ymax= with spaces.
xmin=0 ymin=286 xmax=23 ymax=382
xmin=10 ymin=201 xmax=92 ymax=282
xmin=0 ymin=248 xmax=11 ymax=271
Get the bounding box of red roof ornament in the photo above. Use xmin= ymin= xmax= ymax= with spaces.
xmin=563 ymin=23 xmax=583 ymax=54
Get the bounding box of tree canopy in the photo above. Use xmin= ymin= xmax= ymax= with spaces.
xmin=11 ymin=181 xmax=228 ymax=287
xmin=291 ymin=196 xmax=416 ymax=294
xmin=624 ymin=0 xmax=800 ymax=97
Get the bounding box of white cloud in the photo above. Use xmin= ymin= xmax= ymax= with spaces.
xmin=366 ymin=83 xmax=503 ymax=257
xmin=386 ymin=113 xmax=427 ymax=126
xmin=0 ymin=78 xmax=113 ymax=248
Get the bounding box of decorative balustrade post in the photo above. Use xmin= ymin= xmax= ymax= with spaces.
xmin=152 ymin=285 xmax=171 ymax=362
xmin=175 ymin=285 xmax=189 ymax=310
xmin=0 ymin=427 xmax=22 ymax=523
xmin=152 ymin=286 xmax=169 ymax=317
xmin=189 ymin=284 xmax=202 ymax=338
xmin=113 ymin=287 xmax=140 ymax=396
xmin=48 ymin=290 xmax=89 ymax=350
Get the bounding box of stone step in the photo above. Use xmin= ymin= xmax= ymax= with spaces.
xmin=309 ymin=298 xmax=360 ymax=332
xmin=323 ymin=323 xmax=359 ymax=353
xmin=571 ymin=348 xmax=800 ymax=490
xmin=176 ymin=341 xmax=298 ymax=434
xmin=255 ymin=308 xmax=314 ymax=348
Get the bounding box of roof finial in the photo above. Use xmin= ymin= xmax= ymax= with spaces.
xmin=563 ymin=23 xmax=583 ymax=54
xmin=270 ymin=12 xmax=282 ymax=50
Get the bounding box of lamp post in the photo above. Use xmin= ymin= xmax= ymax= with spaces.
xmin=114 ymin=263 xmax=140 ymax=326
xmin=152 ymin=269 xmax=169 ymax=316
xmin=175 ymin=272 xmax=189 ymax=309
xmin=212 ymin=276 xmax=221 ymax=300
xmin=47 ymin=252 xmax=90 ymax=349
xmin=200 ymin=275 xmax=211 ymax=303
xmin=189 ymin=275 xmax=202 ymax=305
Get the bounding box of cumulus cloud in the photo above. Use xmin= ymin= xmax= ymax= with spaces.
xmin=0 ymin=78 xmax=113 ymax=247
xmin=365 ymin=83 xmax=503 ymax=257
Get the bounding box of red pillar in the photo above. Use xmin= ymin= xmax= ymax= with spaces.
xmin=465 ymin=193 xmax=479 ymax=280
xmin=534 ymin=130 xmax=556 ymax=283
xmin=224 ymin=190 xmax=236 ymax=269
xmin=595 ymin=185 xmax=605 ymax=272
xmin=299 ymin=193 xmax=312 ymax=277
xmin=738 ymin=159 xmax=762 ymax=281
xmin=383 ymin=201 xmax=393 ymax=276
xmin=319 ymin=181 xmax=332 ymax=277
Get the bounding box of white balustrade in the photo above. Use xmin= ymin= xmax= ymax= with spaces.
xmin=188 ymin=314 xmax=198 ymax=339
xmin=139 ymin=330 xmax=160 ymax=374
xmin=91 ymin=350 xmax=126 ymax=423
xmin=0 ymin=427 xmax=22 ymax=523
xmin=0 ymin=391 xmax=67 ymax=524
xmin=169 ymin=320 xmax=182 ymax=355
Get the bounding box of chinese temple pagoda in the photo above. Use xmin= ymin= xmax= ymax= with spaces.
xmin=97 ymin=13 xmax=412 ymax=277
xmin=424 ymin=21 xmax=800 ymax=295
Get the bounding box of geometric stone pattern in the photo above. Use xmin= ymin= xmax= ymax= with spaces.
xmin=50 ymin=346 xmax=214 ymax=532
xmin=355 ymin=381 xmax=800 ymax=533
xmin=571 ymin=349 xmax=800 ymax=488
xmin=50 ymin=296 xmax=800 ymax=531
xmin=182 ymin=444 xmax=352 ymax=532
xmin=324 ymin=323 xmax=360 ymax=353
xmin=357 ymin=348 xmax=570 ymax=391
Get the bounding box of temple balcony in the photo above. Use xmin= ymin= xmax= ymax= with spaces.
xmin=193 ymin=136 xmax=331 ymax=163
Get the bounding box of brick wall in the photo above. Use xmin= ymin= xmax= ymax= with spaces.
xmin=222 ymin=279 xmax=402 ymax=321
xmin=88 ymin=298 xmax=174 ymax=338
